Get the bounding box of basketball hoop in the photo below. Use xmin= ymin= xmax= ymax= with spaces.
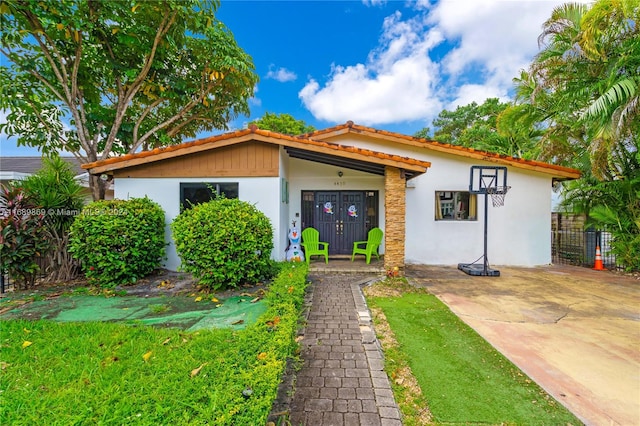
xmin=460 ymin=166 xmax=511 ymax=276
xmin=486 ymin=186 xmax=511 ymax=207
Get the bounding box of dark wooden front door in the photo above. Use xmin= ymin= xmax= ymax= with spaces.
xmin=301 ymin=191 xmax=378 ymax=255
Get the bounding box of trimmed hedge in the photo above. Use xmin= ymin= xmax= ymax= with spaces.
xmin=230 ymin=262 xmax=309 ymax=424
xmin=171 ymin=198 xmax=275 ymax=290
xmin=69 ymin=197 xmax=166 ymax=287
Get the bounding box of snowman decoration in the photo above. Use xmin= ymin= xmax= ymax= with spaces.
xmin=285 ymin=221 xmax=305 ymax=262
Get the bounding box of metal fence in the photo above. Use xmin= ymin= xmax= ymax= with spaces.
xmin=551 ymin=227 xmax=620 ymax=269
xmin=1 ymin=256 xmax=50 ymax=294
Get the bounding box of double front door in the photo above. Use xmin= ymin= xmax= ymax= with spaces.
xmin=301 ymin=191 xmax=379 ymax=255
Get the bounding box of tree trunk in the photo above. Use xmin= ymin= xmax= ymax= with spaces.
xmin=89 ymin=175 xmax=107 ymax=200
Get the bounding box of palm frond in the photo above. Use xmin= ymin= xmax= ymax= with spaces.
xmin=584 ymin=77 xmax=639 ymax=119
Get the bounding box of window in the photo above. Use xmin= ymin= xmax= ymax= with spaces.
xmin=435 ymin=191 xmax=476 ymax=221
xmin=180 ymin=182 xmax=239 ymax=210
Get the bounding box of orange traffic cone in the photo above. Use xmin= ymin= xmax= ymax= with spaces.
xmin=593 ymin=245 xmax=605 ymax=271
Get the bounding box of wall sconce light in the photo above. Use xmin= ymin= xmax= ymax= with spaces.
xmin=337 ymin=171 xmax=344 ymax=177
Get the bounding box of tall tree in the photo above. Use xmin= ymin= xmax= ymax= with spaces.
xmin=517 ymin=0 xmax=639 ymax=270
xmin=414 ymin=98 xmax=538 ymax=158
xmin=519 ymin=0 xmax=639 ymax=179
xmin=249 ymin=112 xmax=315 ymax=135
xmin=0 ymin=0 xmax=258 ymax=199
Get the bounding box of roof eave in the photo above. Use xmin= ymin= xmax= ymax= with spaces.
xmin=310 ymin=124 xmax=580 ymax=180
xmin=83 ymin=130 xmax=430 ymax=177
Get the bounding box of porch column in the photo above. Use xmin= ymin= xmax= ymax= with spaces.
xmin=384 ymin=166 xmax=406 ymax=271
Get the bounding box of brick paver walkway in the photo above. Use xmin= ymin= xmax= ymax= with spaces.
xmin=288 ymin=274 xmax=401 ymax=426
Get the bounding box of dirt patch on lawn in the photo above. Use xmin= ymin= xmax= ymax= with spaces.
xmin=1 ymin=268 xmax=267 ymax=300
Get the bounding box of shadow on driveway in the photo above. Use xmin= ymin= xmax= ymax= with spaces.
xmin=406 ymin=264 xmax=639 ymax=426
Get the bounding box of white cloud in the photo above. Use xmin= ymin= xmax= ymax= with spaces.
xmin=265 ymin=65 xmax=297 ymax=82
xmin=300 ymin=1 xmax=576 ymax=126
xmin=249 ymin=84 xmax=261 ymax=107
xmin=362 ymin=0 xmax=387 ymax=6
xmin=448 ymin=84 xmax=508 ymax=110
xmin=428 ymin=1 xmax=558 ymax=81
xmin=299 ymin=11 xmax=444 ymax=125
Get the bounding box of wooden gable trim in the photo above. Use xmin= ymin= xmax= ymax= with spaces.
xmin=113 ymin=142 xmax=279 ymax=178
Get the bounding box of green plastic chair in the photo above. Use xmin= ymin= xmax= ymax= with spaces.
xmin=351 ymin=227 xmax=383 ymax=264
xmin=301 ymin=227 xmax=329 ymax=265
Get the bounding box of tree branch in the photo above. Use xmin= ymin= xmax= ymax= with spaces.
xmin=133 ymin=98 xmax=167 ymax=143
xmin=130 ymin=79 xmax=222 ymax=152
xmin=19 ymin=8 xmax=94 ymax=155
xmin=102 ymin=8 xmax=178 ymax=159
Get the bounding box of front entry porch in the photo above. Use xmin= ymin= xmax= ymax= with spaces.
xmin=307 ymin=256 xmax=385 ymax=274
xmin=300 ymin=190 xmax=379 ymax=256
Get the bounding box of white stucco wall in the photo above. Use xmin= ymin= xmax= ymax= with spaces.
xmin=278 ymin=148 xmax=290 ymax=259
xmin=320 ymin=134 xmax=555 ymax=266
xmin=113 ymin=133 xmax=558 ymax=269
xmin=286 ymin=158 xmax=386 ymax=253
xmin=115 ymin=177 xmax=281 ymax=271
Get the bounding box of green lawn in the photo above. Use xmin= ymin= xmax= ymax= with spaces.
xmin=0 ymin=263 xmax=308 ymax=426
xmin=366 ymin=280 xmax=582 ymax=425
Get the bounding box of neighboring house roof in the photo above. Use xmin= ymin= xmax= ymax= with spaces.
xmin=0 ymin=156 xmax=85 ymax=176
xmin=83 ymin=126 xmax=432 ymax=179
xmin=303 ymin=121 xmax=581 ymax=180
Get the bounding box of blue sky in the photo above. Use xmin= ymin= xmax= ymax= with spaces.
xmin=2 ymin=0 xmax=578 ymax=156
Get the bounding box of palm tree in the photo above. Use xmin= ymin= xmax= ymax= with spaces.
xmin=517 ymin=0 xmax=639 ymax=180
xmin=513 ymin=0 xmax=640 ymax=271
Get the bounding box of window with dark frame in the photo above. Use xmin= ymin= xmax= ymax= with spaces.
xmin=180 ymin=182 xmax=239 ymax=210
xmin=435 ymin=191 xmax=477 ymax=221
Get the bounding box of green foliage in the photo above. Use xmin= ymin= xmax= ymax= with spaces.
xmin=0 ymin=183 xmax=49 ymax=288
xmin=249 ymin=112 xmax=315 ymax=135
xmin=19 ymin=156 xmax=85 ymax=281
xmin=0 ymin=263 xmax=309 ymax=425
xmin=562 ymin=169 xmax=640 ymax=271
xmin=69 ymin=198 xmax=166 ymax=287
xmin=171 ymin=198 xmax=275 ymax=290
xmin=429 ymin=98 xmax=508 ymax=145
xmin=0 ymin=0 xmax=258 ymax=199
xmin=513 ymin=0 xmax=640 ymax=267
xmin=415 ymin=98 xmax=538 ymax=158
xmin=516 ymin=0 xmax=639 ymax=179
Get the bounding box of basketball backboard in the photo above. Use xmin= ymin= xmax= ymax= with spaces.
xmin=469 ymin=166 xmax=508 ymax=194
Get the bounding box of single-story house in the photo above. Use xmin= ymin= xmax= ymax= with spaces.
xmin=83 ymin=121 xmax=580 ymax=271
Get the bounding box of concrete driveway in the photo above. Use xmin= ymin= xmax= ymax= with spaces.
xmin=405 ymin=264 xmax=640 ymax=426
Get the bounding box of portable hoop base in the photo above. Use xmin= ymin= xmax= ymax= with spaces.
xmin=458 ymin=166 xmax=508 ymax=278
xmin=457 ymin=262 xmax=500 ymax=277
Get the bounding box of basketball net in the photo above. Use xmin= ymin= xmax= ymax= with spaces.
xmin=486 ymin=186 xmax=511 ymax=207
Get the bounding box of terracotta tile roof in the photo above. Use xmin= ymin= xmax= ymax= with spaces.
xmin=302 ymin=121 xmax=581 ymax=179
xmin=82 ymin=125 xmax=431 ymax=174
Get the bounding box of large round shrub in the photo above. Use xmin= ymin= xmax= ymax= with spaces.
xmin=69 ymin=197 xmax=165 ymax=287
xmin=171 ymin=198 xmax=274 ymax=290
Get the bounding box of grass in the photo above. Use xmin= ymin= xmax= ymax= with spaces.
xmin=365 ymin=279 xmax=582 ymax=425
xmin=148 ymin=303 xmax=171 ymax=314
xmin=0 ymin=263 xmax=309 ymax=425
